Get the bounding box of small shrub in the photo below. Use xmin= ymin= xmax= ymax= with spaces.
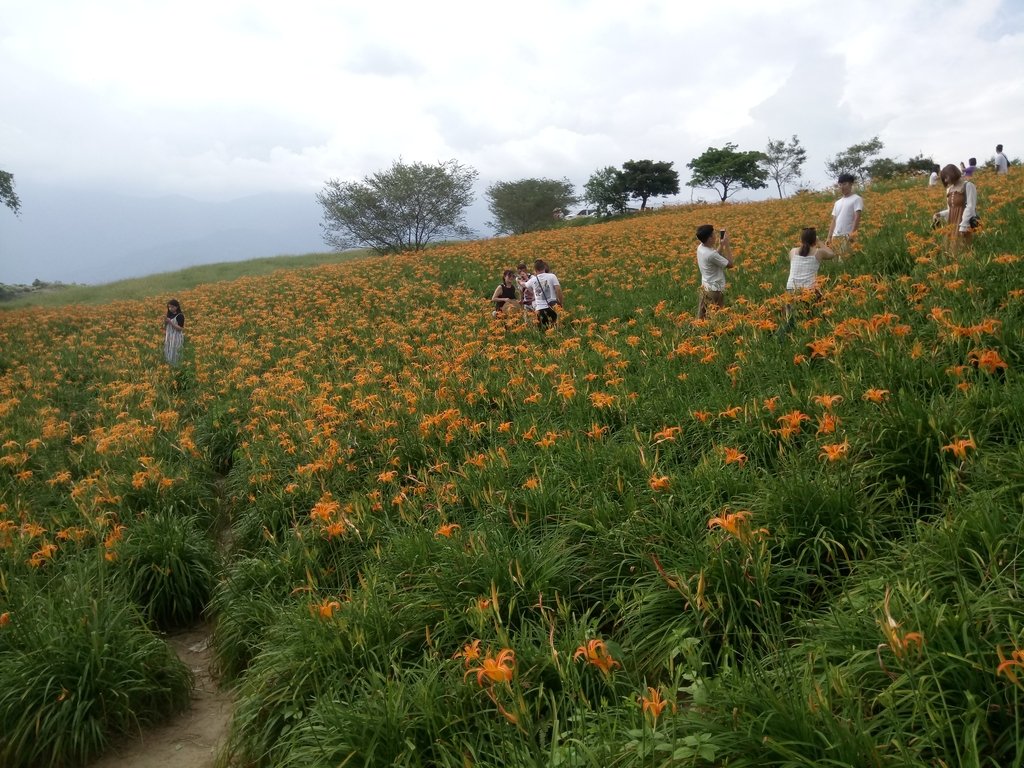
xmin=0 ymin=566 xmax=191 ymax=767
xmin=112 ymin=510 xmax=217 ymax=629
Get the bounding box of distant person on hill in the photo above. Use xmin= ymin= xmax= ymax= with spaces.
xmin=933 ymin=163 xmax=978 ymax=253
xmin=784 ymin=227 xmax=835 ymax=321
xmin=960 ymin=158 xmax=978 ymax=178
xmin=929 ymin=165 xmax=940 ymax=186
xmin=995 ymin=144 xmax=1009 ymax=175
xmin=826 ymin=173 xmax=863 ymax=258
xmin=695 ymin=224 xmax=734 ymax=319
xmin=516 ymin=262 xmax=535 ymax=312
xmin=162 ymin=299 xmax=185 ymax=365
xmin=491 ymin=269 xmax=518 ymax=317
xmin=524 ymin=259 xmax=562 ymax=329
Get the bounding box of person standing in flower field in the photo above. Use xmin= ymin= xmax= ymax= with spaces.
xmin=524 ymin=259 xmax=562 ymax=329
xmin=162 ymin=299 xmax=185 ymax=365
xmin=995 ymin=144 xmax=1009 ymax=175
xmin=932 ymin=163 xmax=979 ymax=254
xmin=695 ymin=224 xmax=733 ymax=319
xmin=826 ymin=173 xmax=863 ymax=258
xmin=784 ymin=226 xmax=835 ymax=322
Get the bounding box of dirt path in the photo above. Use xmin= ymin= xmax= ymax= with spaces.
xmin=91 ymin=624 xmax=233 ymax=768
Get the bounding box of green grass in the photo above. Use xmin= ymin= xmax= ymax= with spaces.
xmin=0 ymin=249 xmax=373 ymax=309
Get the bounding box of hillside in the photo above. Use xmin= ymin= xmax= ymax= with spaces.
xmin=1 ymin=174 xmax=1022 ymax=767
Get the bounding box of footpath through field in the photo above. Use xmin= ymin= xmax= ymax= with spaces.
xmin=89 ymin=624 xmax=232 ymax=768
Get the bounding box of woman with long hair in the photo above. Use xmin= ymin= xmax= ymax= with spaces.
xmin=490 ymin=269 xmax=518 ymax=317
xmin=784 ymin=227 xmax=834 ymax=321
xmin=933 ymin=163 xmax=978 ymax=254
xmin=162 ymin=299 xmax=185 ymax=365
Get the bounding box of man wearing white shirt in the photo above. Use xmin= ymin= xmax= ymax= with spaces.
xmin=995 ymin=144 xmax=1009 ymax=175
xmin=826 ymin=173 xmax=864 ymax=258
xmin=695 ymin=224 xmax=734 ymax=319
xmin=524 ymin=259 xmax=562 ymax=329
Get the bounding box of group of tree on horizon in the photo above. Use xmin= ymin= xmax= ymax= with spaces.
xmin=316 ymin=135 xmax=1006 ymax=255
xmin=1 ymin=133 xmax=1010 ymax=263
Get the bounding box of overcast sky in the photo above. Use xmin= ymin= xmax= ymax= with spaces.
xmin=2 ymin=0 xmax=1022 ymax=283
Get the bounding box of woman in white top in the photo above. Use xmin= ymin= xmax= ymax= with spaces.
xmin=785 ymin=227 xmax=834 ymax=321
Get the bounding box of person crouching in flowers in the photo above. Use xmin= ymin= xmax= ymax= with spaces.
xmin=695 ymin=224 xmax=734 ymax=319
xmin=161 ymin=299 xmax=185 ymax=365
xmin=784 ymin=227 xmax=835 ymax=322
xmin=932 ymin=163 xmax=978 ymax=255
xmin=490 ymin=269 xmax=519 ymax=317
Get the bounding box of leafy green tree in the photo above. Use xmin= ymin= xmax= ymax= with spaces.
xmin=864 ymin=157 xmax=905 ymax=180
xmin=485 ymin=177 xmax=577 ymax=235
xmin=761 ymin=135 xmax=807 ymax=198
xmin=824 ymin=136 xmax=884 ymax=182
xmin=317 ymin=159 xmax=478 ymax=253
xmin=1 ymin=170 xmax=21 ymax=216
xmin=686 ymin=143 xmax=768 ymax=202
xmin=619 ymin=160 xmax=680 ymax=210
xmin=904 ymin=154 xmax=937 ymax=174
xmin=860 ymin=153 xmax=936 ymax=181
xmin=583 ymin=166 xmax=630 ymax=216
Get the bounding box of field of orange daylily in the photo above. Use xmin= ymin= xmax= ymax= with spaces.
xmin=1 ymin=172 xmax=1023 ymax=767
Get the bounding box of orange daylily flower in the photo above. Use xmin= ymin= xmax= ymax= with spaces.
xmin=435 ymin=523 xmax=461 ymax=538
xmin=648 ymin=475 xmax=671 ymax=492
xmin=718 ymin=405 xmax=742 ymax=419
xmin=878 ymin=587 xmax=924 ymax=661
xmin=707 ymin=510 xmax=767 ymax=545
xmin=453 ymin=639 xmax=482 ymax=665
xmin=807 ymin=336 xmax=837 ymax=359
xmin=652 ymin=426 xmax=682 ymax=443
xmin=816 ymin=412 xmax=840 ymax=435
xmin=573 ymin=638 xmax=620 ymax=675
xmin=639 ymin=686 xmax=672 ymax=724
xmin=466 ymin=648 xmax=516 ymax=687
xmin=812 ymin=394 xmax=843 ymax=409
xmin=819 ymin=441 xmax=849 ymax=462
xmin=942 ymin=437 xmax=976 ymax=461
xmin=862 ymin=388 xmax=890 ymax=403
xmin=969 ymin=349 xmax=1008 ymax=375
xmin=776 ymin=410 xmax=810 ymax=430
xmin=316 ymin=599 xmax=341 ymax=619
xmin=0 ymin=611 xmax=10 ymax=628
xmin=722 ymin=447 xmax=747 ymax=466
xmin=585 ymin=423 xmax=609 ymax=440
xmin=691 ymin=410 xmax=712 ymax=424
xmin=996 ymin=646 xmax=1024 ymax=687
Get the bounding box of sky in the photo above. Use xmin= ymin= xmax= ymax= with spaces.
xmin=1 ymin=0 xmax=1022 ymax=284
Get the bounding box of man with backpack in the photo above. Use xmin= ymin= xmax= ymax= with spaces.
xmin=524 ymin=259 xmax=563 ymax=329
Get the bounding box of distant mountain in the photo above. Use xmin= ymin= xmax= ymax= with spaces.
xmin=0 ymin=183 xmax=328 ymax=284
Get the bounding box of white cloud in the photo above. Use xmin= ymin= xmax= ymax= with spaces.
xmin=1 ymin=0 xmax=1022 ymax=201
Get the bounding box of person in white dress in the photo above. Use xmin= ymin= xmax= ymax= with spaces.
xmin=162 ymin=299 xmax=185 ymax=365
